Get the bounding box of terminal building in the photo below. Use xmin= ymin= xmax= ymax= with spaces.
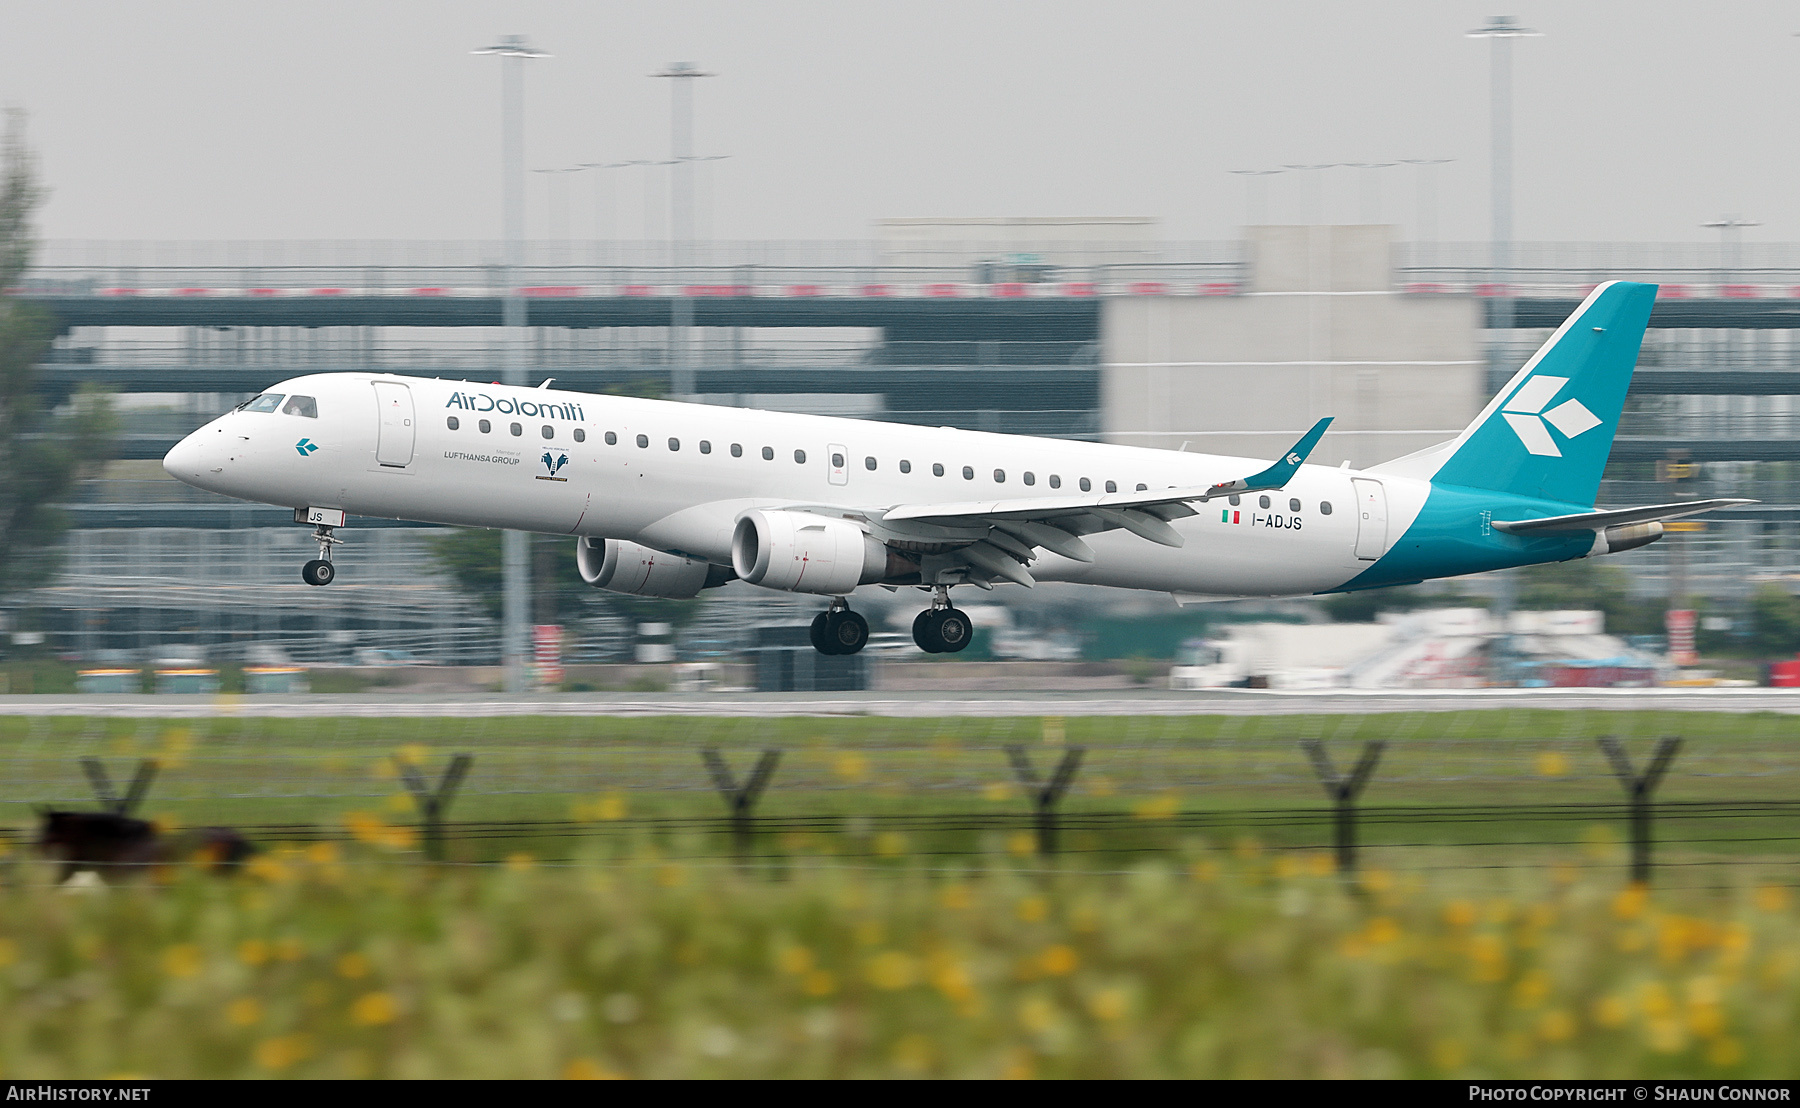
xmin=17 ymin=222 xmax=1800 ymax=662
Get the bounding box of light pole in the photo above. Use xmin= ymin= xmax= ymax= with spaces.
xmin=654 ymin=62 xmax=716 ymax=397
xmin=474 ymin=33 xmax=548 ymax=695
xmin=1702 ymin=215 xmax=1760 ymax=287
xmin=1468 ymin=15 xmax=1540 ymax=686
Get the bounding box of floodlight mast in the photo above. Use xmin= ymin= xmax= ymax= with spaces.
xmin=655 ymin=62 xmax=716 ymax=398
xmin=1702 ymin=215 xmax=1760 ymax=286
xmin=473 ymin=34 xmax=549 ymax=695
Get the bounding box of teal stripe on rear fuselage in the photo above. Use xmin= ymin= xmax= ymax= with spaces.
xmin=1326 ymin=482 xmax=1596 ymax=593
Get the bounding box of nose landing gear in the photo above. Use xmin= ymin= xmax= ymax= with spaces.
xmin=301 ymin=523 xmax=343 ymax=587
xmin=809 ymin=597 xmax=870 ymax=655
xmin=912 ymin=585 xmax=972 ymax=654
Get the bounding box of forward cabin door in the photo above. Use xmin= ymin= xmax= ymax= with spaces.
xmin=1351 ymin=478 xmax=1389 ymax=561
xmin=372 ymin=381 xmax=416 ymax=467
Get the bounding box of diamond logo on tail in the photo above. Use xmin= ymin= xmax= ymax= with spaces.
xmin=1498 ymin=376 xmax=1600 ymax=457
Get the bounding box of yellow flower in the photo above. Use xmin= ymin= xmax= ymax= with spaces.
xmin=0 ymin=938 xmax=18 ymax=968
xmin=1539 ymin=1009 xmax=1575 ymax=1043
xmin=1006 ymin=832 xmax=1036 ymax=857
xmin=336 ymin=953 xmax=370 ymax=980
xmin=655 ymin=864 xmax=685 ymax=888
xmin=385 ymin=792 xmax=415 ymax=813
xmin=802 ymin=970 xmax=836 ymax=997
xmin=1536 ymin=751 xmax=1569 ymax=776
xmin=1040 ymin=944 xmax=1078 ymax=976
xmin=349 ymin=991 xmax=398 ymax=1026
xmin=1443 ymin=901 xmax=1478 ymax=929
xmin=1015 ymin=896 xmax=1048 ymax=923
xmin=275 ymin=937 xmax=304 ymax=962
xmin=874 ymin=831 xmax=907 ymax=857
xmin=1646 ymin=1016 xmax=1687 ymax=1054
xmin=1017 ymin=995 xmax=1058 ymax=1033
xmin=1613 ymin=884 xmax=1649 ymax=921
xmin=1513 ymin=971 xmax=1551 ymax=1009
xmin=1132 ymin=793 xmax=1180 ymax=820
xmin=930 ymin=958 xmax=975 ymax=1003
xmin=1433 ymin=1039 xmax=1467 ymax=1071
xmin=983 ymin=782 xmax=1015 ymax=802
xmin=1087 ymin=988 xmax=1129 ymax=1021
xmin=254 ymin=1034 xmax=312 ymax=1071
xmin=226 ymin=998 xmax=263 ymax=1027
xmin=305 ymin=842 xmax=339 ymax=866
xmin=162 ymin=944 xmax=203 ymax=979
xmin=866 ymin=951 xmax=919 ymax=990
xmin=834 ymin=752 xmax=868 ymax=783
xmin=937 ymin=884 xmax=971 ymax=911
xmin=891 ymin=1033 xmax=934 ymax=1073
xmin=1366 ymin=917 xmax=1402 ymax=945
xmin=563 ymin=1058 xmax=623 ymax=1080
xmin=1467 ymin=934 xmax=1507 ymax=983
xmin=1754 ymin=885 xmax=1790 ymax=914
xmin=778 ymin=946 xmax=813 ymax=975
xmin=595 ymin=793 xmax=628 ymax=821
xmin=1593 ymin=995 xmax=1630 ymax=1028
xmin=1189 ymin=859 xmax=1221 ymax=882
xmin=396 ymin=743 xmax=429 ymax=766
xmin=1707 ymin=1038 xmax=1745 ymax=1068
xmin=505 ymin=853 xmax=536 ymax=871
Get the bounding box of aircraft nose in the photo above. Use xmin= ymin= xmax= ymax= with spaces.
xmin=162 ymin=427 xmax=219 ymax=486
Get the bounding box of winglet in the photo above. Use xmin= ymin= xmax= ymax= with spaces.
xmin=1203 ymin=417 xmax=1333 ymax=500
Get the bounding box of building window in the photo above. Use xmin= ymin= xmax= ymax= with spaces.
xmin=542 ymin=425 xmax=555 ymax=439
xmin=1320 ymin=502 xmax=1333 ymax=515
xmin=510 ymin=422 xmax=523 ymax=437
xmin=699 ymin=440 xmax=711 ymax=454
xmin=731 ymin=443 xmax=743 ymax=457
xmin=604 ymin=431 xmax=616 ymax=445
xmin=762 ymin=446 xmax=774 ymax=460
xmin=932 ymin=463 xmax=945 ymax=477
xmin=637 ymin=434 xmax=649 ymax=448
xmin=669 ymin=438 xmax=680 ymax=451
xmin=573 ymin=428 xmax=586 ymax=443
xmin=480 ymin=419 xmax=492 ymax=434
xmin=1079 ymin=478 xmax=1091 ymax=492
xmin=1289 ymin=498 xmax=1302 ymax=512
xmin=1105 ymin=480 xmax=1117 ymax=493
xmin=1023 ymin=472 xmax=1035 ymax=486
xmin=1259 ymin=495 xmax=1271 ymax=509
xmin=446 ymin=416 xmax=460 ymax=431
xmin=1049 ymin=475 xmax=1061 ymax=489
xmin=962 ymin=466 xmax=974 ymax=480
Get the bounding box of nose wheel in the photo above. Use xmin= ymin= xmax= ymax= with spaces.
xmin=301 ymin=524 xmax=344 ymax=587
xmin=809 ymin=599 xmax=869 ymax=655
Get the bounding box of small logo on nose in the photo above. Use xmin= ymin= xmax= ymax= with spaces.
xmin=295 ymin=438 xmax=319 ymax=456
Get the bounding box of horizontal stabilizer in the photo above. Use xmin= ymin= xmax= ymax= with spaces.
xmin=1491 ymin=498 xmax=1755 ymax=534
xmin=1204 ymin=417 xmax=1333 ymax=500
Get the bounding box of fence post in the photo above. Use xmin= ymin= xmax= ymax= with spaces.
xmin=1596 ymin=736 xmax=1681 ymax=885
xmin=1004 ymin=744 xmax=1086 ymax=855
xmin=400 ymin=754 xmax=473 ymax=863
xmin=79 ymin=758 xmax=160 ymax=816
xmin=701 ymin=748 xmax=782 ymax=843
xmin=1301 ymin=740 xmax=1385 ymax=873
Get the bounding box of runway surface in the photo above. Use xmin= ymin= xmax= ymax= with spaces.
xmin=0 ymin=688 xmax=1796 ymax=717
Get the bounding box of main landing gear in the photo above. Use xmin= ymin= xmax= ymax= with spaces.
xmin=301 ymin=523 xmax=344 ymax=587
xmin=810 ymin=597 xmax=870 ymax=656
xmin=912 ymin=586 xmax=972 ymax=654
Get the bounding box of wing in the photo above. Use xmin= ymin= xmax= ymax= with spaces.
xmin=1491 ymin=498 xmax=1754 ymax=534
xmin=826 ymin=421 xmax=1334 ymax=589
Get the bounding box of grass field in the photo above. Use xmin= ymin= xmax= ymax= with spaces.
xmin=0 ymin=844 xmax=1797 ymax=1077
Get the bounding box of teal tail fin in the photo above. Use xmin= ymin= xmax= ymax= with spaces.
xmin=1421 ymin=280 xmax=1656 ymax=507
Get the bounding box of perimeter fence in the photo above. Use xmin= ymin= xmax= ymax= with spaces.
xmin=3 ymin=710 xmax=1798 ymax=885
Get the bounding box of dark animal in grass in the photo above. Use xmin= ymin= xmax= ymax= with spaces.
xmin=36 ymin=810 xmax=255 ymax=882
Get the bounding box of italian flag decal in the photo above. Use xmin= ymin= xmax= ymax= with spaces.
xmin=1220 ymin=510 xmax=1240 ymax=524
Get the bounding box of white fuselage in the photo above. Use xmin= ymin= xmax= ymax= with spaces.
xmin=163 ymin=372 xmax=1430 ymax=597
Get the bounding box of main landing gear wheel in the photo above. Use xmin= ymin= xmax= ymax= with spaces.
xmin=301 ymin=559 xmax=335 ymax=586
xmin=913 ymin=607 xmax=972 ymax=654
xmin=811 ymin=608 xmax=870 ymax=655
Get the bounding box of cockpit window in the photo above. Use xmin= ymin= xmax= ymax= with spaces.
xmin=238 ymin=393 xmax=283 ymax=413
xmin=281 ymin=395 xmax=318 ymax=418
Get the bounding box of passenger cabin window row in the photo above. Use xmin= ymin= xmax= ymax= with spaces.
xmin=443 ymin=416 xmax=587 ymax=442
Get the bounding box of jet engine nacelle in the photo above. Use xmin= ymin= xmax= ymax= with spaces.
xmin=576 ymin=537 xmax=730 ymax=599
xmin=732 ymin=510 xmax=903 ymax=595
xmin=1588 ymin=520 xmax=1663 ymax=557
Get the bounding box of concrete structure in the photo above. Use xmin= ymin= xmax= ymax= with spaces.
xmin=1101 ymin=225 xmax=1483 ymax=467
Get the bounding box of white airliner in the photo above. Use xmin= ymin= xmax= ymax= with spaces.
xmin=163 ymin=282 xmax=1746 ymax=656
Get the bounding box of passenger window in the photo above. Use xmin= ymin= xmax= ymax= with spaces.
xmin=1049 ymin=475 xmax=1061 ymax=489
xmin=573 ymin=428 xmax=586 ymax=443
xmin=700 ymin=440 xmax=711 ymax=454
xmin=1321 ymin=502 xmax=1333 ymax=515
xmin=762 ymin=446 xmax=774 ymax=460
xmin=1229 ymin=494 xmax=1240 ymax=506
xmin=480 ymin=419 xmax=492 ymax=434
xmin=542 ymin=425 xmax=555 ymax=440
xmin=1136 ymin=483 xmax=1147 ymax=492
xmin=731 ymin=443 xmax=743 ymax=457
xmin=669 ymin=438 xmax=681 ymax=451
xmin=864 ymin=456 xmax=877 ymax=471
xmin=1259 ymin=495 xmax=1271 ymax=509
xmin=604 ymin=431 xmax=616 ymax=445
xmin=1023 ymin=472 xmax=1035 ymax=486
xmin=993 ymin=469 xmax=1005 ymax=483
xmin=1289 ymin=498 xmax=1302 ymax=512
xmin=637 ymin=434 xmax=649 ymax=448
xmin=900 ymin=460 xmax=912 ymax=473
xmin=1079 ymin=478 xmax=1091 ymax=492
xmin=932 ymin=463 xmax=944 ymax=477
xmin=831 ymin=452 xmax=845 ymax=467
xmin=446 ymin=416 xmax=460 ymax=431
xmin=282 ymin=395 xmax=318 ymax=418
xmin=962 ymin=466 xmax=974 ymax=480
xmin=239 ymin=393 xmax=283 ymax=414
xmin=1105 ymin=480 xmax=1117 ymax=493
xmin=794 ymin=449 xmax=806 ymax=464
xmin=510 ymin=422 xmax=523 ymax=437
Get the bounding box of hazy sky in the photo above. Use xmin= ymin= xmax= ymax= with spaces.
xmin=5 ymin=1 xmax=1799 ymax=245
